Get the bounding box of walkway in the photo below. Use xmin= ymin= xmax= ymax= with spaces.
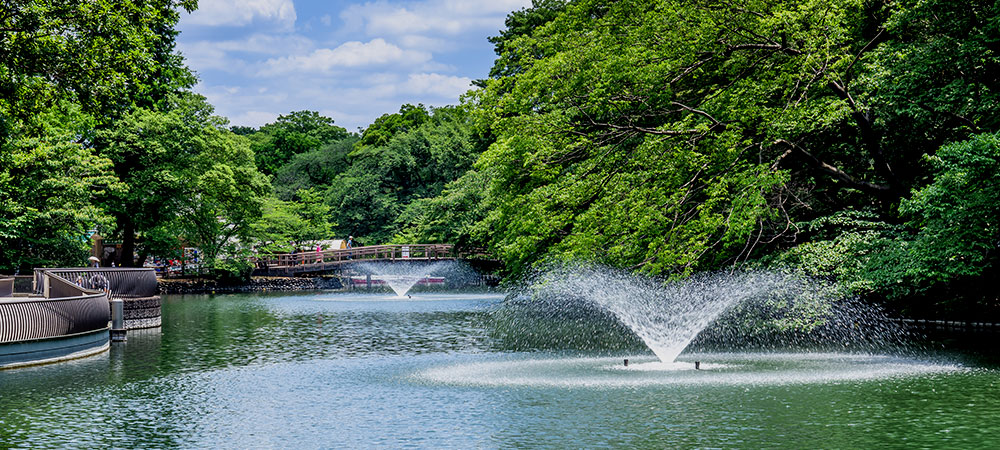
xmin=252 ymin=244 xmax=479 ymax=276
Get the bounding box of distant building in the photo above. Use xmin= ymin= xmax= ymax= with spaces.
xmin=308 ymin=239 xmax=347 ymax=250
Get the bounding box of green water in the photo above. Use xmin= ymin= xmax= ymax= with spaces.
xmin=1 ymin=291 xmax=998 ymax=448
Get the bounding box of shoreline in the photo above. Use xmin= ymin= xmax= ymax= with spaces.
xmin=158 ymin=276 xmax=344 ymax=294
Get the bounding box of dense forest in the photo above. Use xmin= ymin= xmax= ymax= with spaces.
xmin=2 ymin=0 xmax=998 ymax=318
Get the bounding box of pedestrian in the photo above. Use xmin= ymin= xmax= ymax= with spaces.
xmin=347 ymin=236 xmax=353 ymax=260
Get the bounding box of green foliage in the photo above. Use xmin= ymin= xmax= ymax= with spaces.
xmin=326 ymin=105 xmax=482 ymax=243
xmin=252 ymin=188 xmax=332 ymax=253
xmin=484 ymin=0 xmax=568 ymax=80
xmin=0 ymin=0 xmax=197 ymax=125
xmin=901 ymin=133 xmax=1000 ymax=285
xmin=273 ymin=137 xmax=358 ymax=200
xmin=473 ymin=0 xmax=862 ymax=276
xmin=762 ymin=211 xmax=911 ymax=300
xmin=0 ymin=104 xmax=120 ymax=271
xmin=251 ymin=111 xmax=350 ymax=175
xmin=97 ymin=93 xmax=269 ymax=265
xmin=0 ymin=0 xmax=200 ymax=271
xmin=766 ymin=134 xmax=1000 ymax=313
xmin=861 ymin=0 xmax=1000 ymax=174
xmin=353 ymin=104 xmax=430 ymax=154
xmin=392 ymin=170 xmax=489 ymax=248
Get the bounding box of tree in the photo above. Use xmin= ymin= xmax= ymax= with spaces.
xmin=0 ymin=103 xmax=120 ymax=271
xmin=467 ymin=0 xmax=1000 ymax=280
xmin=272 ymin=136 xmax=358 ymax=201
xmin=352 ymin=104 xmax=430 ymax=154
xmin=326 ymin=105 xmax=481 ymax=243
xmin=900 ymin=133 xmax=1000 ymax=295
xmin=0 ymin=0 xmax=200 ymax=271
xmin=252 ymin=188 xmax=332 ymax=253
xmin=97 ymin=93 xmax=268 ymax=267
xmin=483 ymin=0 xmax=568 ymax=81
xmin=392 ymin=170 xmax=490 ymax=249
xmin=474 ymin=0 xmax=871 ymax=276
xmin=172 ymin=139 xmax=269 ymax=271
xmin=0 ymin=0 xmax=197 ymax=127
xmin=252 ymin=111 xmax=350 ymax=175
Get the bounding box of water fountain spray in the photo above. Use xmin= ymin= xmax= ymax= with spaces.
xmin=519 ymin=264 xmax=903 ymax=363
xmin=357 ymin=261 xmax=450 ymax=297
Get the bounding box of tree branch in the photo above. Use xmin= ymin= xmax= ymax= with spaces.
xmin=843 ymin=28 xmax=887 ymax=85
xmin=726 ymin=43 xmax=802 ymax=56
xmin=828 ymin=80 xmax=901 ymax=193
xmin=585 ymin=119 xmax=702 ymax=136
xmin=771 ymin=139 xmax=892 ymax=196
xmin=671 ymin=102 xmax=726 ymax=129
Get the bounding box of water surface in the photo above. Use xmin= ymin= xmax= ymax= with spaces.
xmin=1 ymin=291 xmax=998 ymax=448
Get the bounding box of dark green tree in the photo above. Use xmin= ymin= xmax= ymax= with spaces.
xmin=0 ymin=0 xmax=197 ymax=270
xmin=0 ymin=0 xmax=197 ymax=127
xmin=252 ymin=111 xmax=350 ymax=175
xmin=326 ymin=106 xmax=481 ymax=243
xmin=272 ymin=136 xmax=358 ymax=200
xmin=352 ymin=104 xmax=430 ymax=154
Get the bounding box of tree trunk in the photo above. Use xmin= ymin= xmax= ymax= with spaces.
xmin=120 ymin=217 xmax=136 ymax=267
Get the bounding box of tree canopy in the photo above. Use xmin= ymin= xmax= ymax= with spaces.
xmin=453 ymin=0 xmax=1000 ymax=316
xmin=250 ymin=111 xmax=351 ymax=175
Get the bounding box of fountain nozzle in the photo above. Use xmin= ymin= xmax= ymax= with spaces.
xmin=623 ymin=359 xmax=628 ymax=367
xmin=695 ymin=361 xmax=701 ymax=370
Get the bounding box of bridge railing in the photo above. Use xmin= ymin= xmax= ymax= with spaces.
xmin=1 ymin=272 xmax=110 ymax=343
xmin=33 ymin=268 xmax=158 ymax=299
xmin=257 ymin=244 xmax=458 ymax=268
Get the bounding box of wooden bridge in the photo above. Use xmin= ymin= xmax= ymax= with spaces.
xmin=252 ymin=244 xmax=487 ymax=276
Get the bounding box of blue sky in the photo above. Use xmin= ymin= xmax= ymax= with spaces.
xmin=176 ymin=0 xmax=531 ymax=131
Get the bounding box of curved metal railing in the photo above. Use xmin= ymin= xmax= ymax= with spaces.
xmin=33 ymin=268 xmax=158 ymax=299
xmin=1 ymin=273 xmax=110 ymax=343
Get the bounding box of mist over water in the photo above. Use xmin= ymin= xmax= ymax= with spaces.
xmin=498 ymin=264 xmax=911 ymax=362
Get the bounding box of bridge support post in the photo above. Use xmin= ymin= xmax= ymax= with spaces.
xmin=366 ymin=274 xmax=371 ymax=289
xmin=110 ymin=298 xmax=127 ymax=342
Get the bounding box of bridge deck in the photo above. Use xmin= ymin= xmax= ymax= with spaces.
xmin=253 ymin=244 xmax=472 ymax=276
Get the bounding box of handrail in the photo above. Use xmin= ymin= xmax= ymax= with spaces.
xmin=255 ymin=244 xmax=462 ymax=268
xmin=1 ymin=272 xmax=110 ymax=343
xmin=33 ymin=268 xmax=158 ymax=299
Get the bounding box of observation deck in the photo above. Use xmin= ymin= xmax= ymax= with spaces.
xmin=0 ymin=273 xmax=111 ymax=369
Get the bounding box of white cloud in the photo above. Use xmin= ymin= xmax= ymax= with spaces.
xmin=179 ymin=0 xmax=531 ymax=131
xmin=179 ymin=34 xmax=313 ymax=73
xmin=398 ymin=34 xmax=453 ymax=51
xmin=400 ymin=73 xmax=473 ymax=97
xmin=341 ymin=0 xmax=532 ymax=37
xmin=185 ymin=0 xmax=297 ymax=30
xmin=229 ymin=110 xmax=281 ymax=127
xmin=212 ymin=34 xmax=313 ymax=54
xmin=260 ymin=39 xmax=431 ymax=75
xmin=178 ymin=41 xmax=236 ymax=72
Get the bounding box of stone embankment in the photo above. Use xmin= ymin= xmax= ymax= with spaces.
xmin=159 ymin=276 xmax=343 ymax=294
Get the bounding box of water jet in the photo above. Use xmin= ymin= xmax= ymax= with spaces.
xmin=356 ymin=261 xmax=450 ymax=297
xmin=517 ymin=265 xmax=906 ymax=364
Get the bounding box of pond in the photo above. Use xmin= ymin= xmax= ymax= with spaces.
xmin=1 ymin=290 xmax=998 ymax=448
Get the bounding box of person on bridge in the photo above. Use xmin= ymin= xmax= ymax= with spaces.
xmin=347 ymin=236 xmax=353 ymax=260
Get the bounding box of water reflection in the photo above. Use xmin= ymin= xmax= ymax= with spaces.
xmin=1 ymin=291 xmax=999 ymax=448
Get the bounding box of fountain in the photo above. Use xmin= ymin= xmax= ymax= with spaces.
xmin=356 ymin=261 xmax=450 ymax=297
xmin=515 ymin=265 xmax=908 ymax=363
xmin=416 ymin=264 xmax=948 ymax=387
